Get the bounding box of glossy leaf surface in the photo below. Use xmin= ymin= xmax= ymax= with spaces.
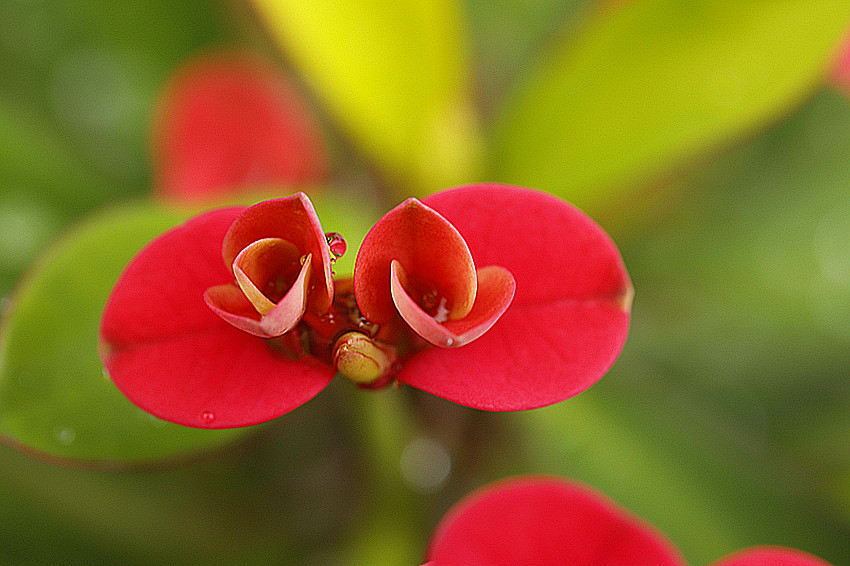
xmin=0 ymin=204 xmax=249 ymax=463
xmin=493 ymin=0 xmax=850 ymax=212
xmin=251 ymin=0 xmax=483 ymax=196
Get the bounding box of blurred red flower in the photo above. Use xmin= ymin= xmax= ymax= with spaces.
xmin=422 ymin=476 xmax=834 ymax=566
xmin=151 ymin=50 xmax=327 ymax=202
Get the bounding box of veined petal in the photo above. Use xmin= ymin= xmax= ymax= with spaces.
xmin=713 ymin=547 xmax=834 ymax=566
xmin=152 ymin=50 xmax=326 ymax=202
xmin=398 ymin=184 xmax=632 ymax=410
xmin=425 ymin=476 xmax=682 ymax=566
xmin=103 ymin=326 xmax=333 ymax=429
xmin=391 ymin=261 xmax=515 ymax=348
xmin=101 ymin=207 xmax=334 ymax=428
xmin=355 ymin=198 xmax=477 ymax=324
xmin=222 ymin=193 xmax=333 ymax=315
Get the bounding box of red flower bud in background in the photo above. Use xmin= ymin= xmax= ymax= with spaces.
xmin=833 ymin=30 xmax=850 ymax=96
xmin=152 ymin=51 xmax=327 ymax=202
xmin=100 ymin=184 xmax=632 ymax=428
xmin=421 ymin=476 xmax=834 ymax=566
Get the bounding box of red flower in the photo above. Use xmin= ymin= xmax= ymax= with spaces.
xmin=833 ymin=30 xmax=850 ymax=96
xmin=422 ymin=476 xmax=834 ymax=566
xmin=152 ymin=50 xmax=327 ymax=203
xmin=100 ymin=184 xmax=631 ymax=428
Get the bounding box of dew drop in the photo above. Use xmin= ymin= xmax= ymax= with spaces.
xmin=54 ymin=426 xmax=76 ymax=446
xmin=325 ymin=232 xmax=347 ymax=260
xmin=200 ymin=411 xmax=216 ymax=425
xmin=445 ymin=337 xmax=454 ymax=346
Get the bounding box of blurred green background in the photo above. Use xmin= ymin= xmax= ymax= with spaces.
xmin=0 ymin=0 xmax=849 ymax=564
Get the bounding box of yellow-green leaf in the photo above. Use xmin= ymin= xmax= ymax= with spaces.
xmin=492 ymin=0 xmax=850 ymax=213
xmin=251 ymin=0 xmax=484 ymax=196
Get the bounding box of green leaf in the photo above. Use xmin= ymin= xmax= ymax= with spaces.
xmin=0 ymin=203 xmax=250 ymax=464
xmin=492 ymin=0 xmax=850 ymax=212
xmin=522 ymin=384 xmax=848 ymax=564
xmin=250 ymin=0 xmax=484 ymax=196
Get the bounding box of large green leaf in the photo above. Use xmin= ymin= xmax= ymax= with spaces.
xmin=0 ymin=203 xmax=249 ymax=463
xmin=250 ymin=0 xmax=484 ymax=196
xmin=492 ymin=0 xmax=850 ymax=212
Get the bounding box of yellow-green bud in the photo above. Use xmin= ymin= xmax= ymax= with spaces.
xmin=333 ymin=331 xmax=396 ymax=384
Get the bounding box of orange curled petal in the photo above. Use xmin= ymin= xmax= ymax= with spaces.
xmin=204 ymin=254 xmax=312 ymax=338
xmin=203 ymin=283 xmax=267 ymax=337
xmin=391 ymin=261 xmax=515 ymax=348
xmin=355 ymin=198 xmax=477 ymax=324
xmin=222 ymin=193 xmax=333 ymax=315
xmin=258 ymin=253 xmax=312 ymax=336
xmin=232 ymin=237 xmax=301 ymax=315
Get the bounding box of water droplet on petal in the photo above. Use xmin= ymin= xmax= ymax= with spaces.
xmin=201 ymin=411 xmax=216 ymax=424
xmin=445 ymin=337 xmax=454 ymax=346
xmin=54 ymin=426 xmax=76 ymax=446
xmin=325 ymin=232 xmax=347 ymax=260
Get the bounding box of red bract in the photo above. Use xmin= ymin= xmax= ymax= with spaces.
xmin=400 ymin=184 xmax=632 ymax=410
xmin=99 ymin=200 xmax=335 ymax=428
xmin=152 ymin=51 xmax=326 ymax=202
xmin=422 ymin=476 xmax=833 ymax=566
xmin=100 ymin=184 xmax=631 ymax=428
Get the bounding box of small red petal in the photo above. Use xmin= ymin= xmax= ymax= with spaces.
xmin=398 ymin=184 xmax=632 ymax=410
xmin=426 ymin=476 xmax=683 ymax=566
xmin=222 ymin=193 xmax=334 ymax=315
xmin=101 ymin=207 xmax=333 ymax=428
xmin=355 ymin=198 xmax=477 ymax=324
xmin=152 ymin=50 xmax=326 ymax=202
xmin=391 ymin=261 xmax=515 ymax=348
xmin=713 ymin=547 xmax=834 ymax=566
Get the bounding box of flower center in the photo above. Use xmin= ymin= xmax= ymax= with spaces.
xmin=417 ymin=287 xmax=450 ymax=322
xmin=233 ymin=238 xmax=305 ymax=314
